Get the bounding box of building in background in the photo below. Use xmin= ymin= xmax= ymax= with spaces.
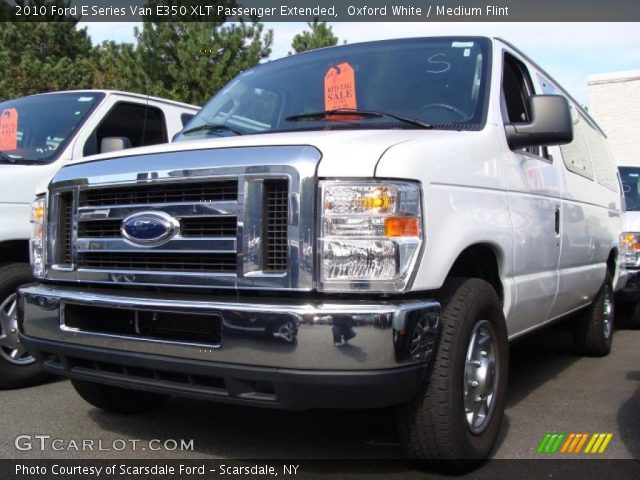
xmin=588 ymin=70 xmax=640 ymax=166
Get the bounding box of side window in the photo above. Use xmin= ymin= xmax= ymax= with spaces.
xmin=501 ymin=54 xmax=548 ymax=159
xmin=502 ymin=54 xmax=532 ymax=123
xmin=83 ymin=102 xmax=167 ymax=156
xmin=586 ymin=123 xmax=617 ymax=191
xmin=559 ymin=109 xmax=594 ymax=180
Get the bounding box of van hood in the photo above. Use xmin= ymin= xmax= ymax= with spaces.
xmin=69 ymin=130 xmax=427 ymax=178
xmin=0 ymin=162 xmax=61 ymax=204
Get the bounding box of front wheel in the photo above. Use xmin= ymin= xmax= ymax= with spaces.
xmin=0 ymin=263 xmax=49 ymax=389
xmin=396 ymin=278 xmax=509 ymax=459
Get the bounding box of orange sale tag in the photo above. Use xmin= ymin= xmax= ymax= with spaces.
xmin=324 ymin=62 xmax=357 ymax=111
xmin=0 ymin=108 xmax=18 ymax=151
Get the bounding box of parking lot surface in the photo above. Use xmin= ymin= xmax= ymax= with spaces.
xmin=1 ymin=322 xmax=638 ymax=461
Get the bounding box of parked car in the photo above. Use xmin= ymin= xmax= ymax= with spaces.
xmin=17 ymin=37 xmax=622 ymax=459
xmin=0 ymin=90 xmax=199 ymax=388
xmin=617 ymin=165 xmax=640 ymax=327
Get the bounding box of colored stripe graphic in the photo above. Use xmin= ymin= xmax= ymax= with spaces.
xmin=537 ymin=433 xmax=565 ymax=453
xmin=539 ymin=433 xmax=613 ymax=454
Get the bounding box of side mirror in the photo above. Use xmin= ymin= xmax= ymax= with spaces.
xmin=100 ymin=137 xmax=132 ymax=154
xmin=505 ymin=95 xmax=573 ymax=150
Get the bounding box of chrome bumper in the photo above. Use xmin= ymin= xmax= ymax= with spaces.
xmin=18 ymin=284 xmax=440 ymax=371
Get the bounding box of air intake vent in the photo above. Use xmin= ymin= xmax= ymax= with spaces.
xmin=77 ymin=252 xmax=237 ymax=273
xmin=79 ymin=180 xmax=237 ymax=207
xmin=263 ymin=179 xmax=288 ymax=272
xmin=57 ymin=192 xmax=73 ymax=266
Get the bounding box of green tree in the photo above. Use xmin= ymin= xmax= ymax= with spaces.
xmin=130 ymin=21 xmax=273 ymax=105
xmin=0 ymin=3 xmax=94 ymax=100
xmin=290 ymin=19 xmax=339 ymax=54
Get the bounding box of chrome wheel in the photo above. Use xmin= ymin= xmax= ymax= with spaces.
xmin=0 ymin=293 xmax=35 ymax=366
xmin=603 ymin=285 xmax=613 ymax=339
xmin=464 ymin=320 xmax=499 ymax=435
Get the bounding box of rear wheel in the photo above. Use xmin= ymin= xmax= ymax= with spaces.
xmin=573 ymin=273 xmax=614 ymax=356
xmin=0 ymin=263 xmax=49 ymax=389
xmin=396 ymin=278 xmax=509 ymax=459
xmin=71 ymin=379 xmax=169 ymax=414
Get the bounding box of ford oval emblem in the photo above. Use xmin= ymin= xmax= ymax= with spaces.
xmin=121 ymin=211 xmax=180 ymax=247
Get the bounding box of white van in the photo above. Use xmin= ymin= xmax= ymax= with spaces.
xmin=617 ymin=165 xmax=640 ymax=327
xmin=0 ymin=90 xmax=198 ymax=388
xmin=18 ymin=38 xmax=622 ymax=459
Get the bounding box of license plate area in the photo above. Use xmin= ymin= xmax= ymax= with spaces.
xmin=62 ymin=304 xmax=222 ymax=347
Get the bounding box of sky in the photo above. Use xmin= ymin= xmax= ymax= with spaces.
xmin=80 ymin=22 xmax=640 ymax=107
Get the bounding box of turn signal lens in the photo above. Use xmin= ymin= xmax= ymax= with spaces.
xmin=384 ymin=217 xmax=420 ymax=237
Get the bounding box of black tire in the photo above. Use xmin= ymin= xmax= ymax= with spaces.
xmin=0 ymin=262 xmax=49 ymax=389
xmin=71 ymin=379 xmax=169 ymax=414
xmin=628 ymin=302 xmax=640 ymax=329
xmin=396 ymin=278 xmax=509 ymax=460
xmin=573 ymin=273 xmax=614 ymax=356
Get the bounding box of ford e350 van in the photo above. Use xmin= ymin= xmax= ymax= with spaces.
xmin=18 ymin=38 xmax=622 ymax=459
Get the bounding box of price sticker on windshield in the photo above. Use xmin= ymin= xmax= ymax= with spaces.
xmin=0 ymin=108 xmax=18 ymax=151
xmin=325 ymin=62 xmax=357 ymax=111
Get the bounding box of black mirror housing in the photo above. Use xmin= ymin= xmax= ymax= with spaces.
xmin=100 ymin=137 xmax=132 ymax=154
xmin=505 ymin=95 xmax=573 ymax=150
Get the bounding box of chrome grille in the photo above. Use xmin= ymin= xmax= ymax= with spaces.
xmin=77 ymin=252 xmax=237 ymax=272
xmin=46 ymin=145 xmax=319 ymax=290
xmin=78 ymin=217 xmax=237 ymax=238
xmin=56 ymin=192 xmax=73 ymax=267
xmin=79 ymin=180 xmax=237 ymax=207
xmin=263 ymin=180 xmax=288 ymax=271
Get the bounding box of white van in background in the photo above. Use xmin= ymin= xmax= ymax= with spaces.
xmin=617 ymin=165 xmax=640 ymax=327
xmin=0 ymin=90 xmax=199 ymax=388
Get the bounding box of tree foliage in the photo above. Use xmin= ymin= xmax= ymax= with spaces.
xmin=0 ymin=2 xmax=94 ymax=100
xmin=290 ymin=20 xmax=339 ymax=54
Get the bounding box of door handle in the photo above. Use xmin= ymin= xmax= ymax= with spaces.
xmin=554 ymin=205 xmax=560 ymax=236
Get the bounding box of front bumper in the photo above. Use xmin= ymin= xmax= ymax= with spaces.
xmin=18 ymin=284 xmax=440 ymax=409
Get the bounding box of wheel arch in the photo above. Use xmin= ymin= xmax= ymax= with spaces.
xmin=0 ymin=240 xmax=29 ymax=266
xmin=443 ymin=243 xmax=504 ymax=303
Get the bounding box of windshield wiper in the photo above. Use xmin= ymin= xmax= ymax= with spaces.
xmin=0 ymin=151 xmax=18 ymax=163
xmin=285 ymin=109 xmax=432 ymax=129
xmin=181 ymin=123 xmax=244 ymax=136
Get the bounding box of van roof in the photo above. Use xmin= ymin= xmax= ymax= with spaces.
xmin=17 ymin=89 xmax=199 ymax=110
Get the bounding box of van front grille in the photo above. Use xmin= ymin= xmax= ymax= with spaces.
xmin=78 ymin=217 xmax=237 ymax=238
xmin=79 ymin=180 xmax=237 ymax=207
xmin=57 ymin=192 xmax=73 ymax=266
xmin=263 ymin=180 xmax=288 ymax=272
xmin=77 ymin=252 xmax=237 ymax=273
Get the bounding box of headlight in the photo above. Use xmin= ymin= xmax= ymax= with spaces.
xmin=30 ymin=196 xmax=46 ymax=278
xmin=319 ymin=181 xmax=423 ymax=292
xmin=620 ymin=232 xmax=640 ymax=267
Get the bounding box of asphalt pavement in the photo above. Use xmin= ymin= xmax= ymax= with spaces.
xmin=1 ymin=319 xmax=638 ymax=463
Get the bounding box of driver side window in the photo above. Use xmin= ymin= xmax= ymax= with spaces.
xmin=501 ymin=53 xmax=549 ymax=159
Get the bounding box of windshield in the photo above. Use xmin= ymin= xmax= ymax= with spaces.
xmin=0 ymin=92 xmax=104 ymax=163
xmin=620 ymin=167 xmax=640 ymax=211
xmin=176 ymin=37 xmax=490 ymax=140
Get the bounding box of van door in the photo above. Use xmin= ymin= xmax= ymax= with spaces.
xmin=501 ymin=52 xmax=563 ymax=334
xmin=540 ymin=77 xmax=614 ymax=318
